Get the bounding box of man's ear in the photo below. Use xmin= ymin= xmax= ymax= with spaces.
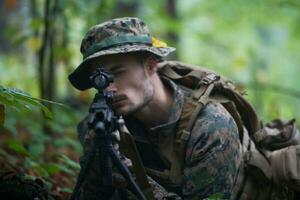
xmin=145 ymin=55 xmax=158 ymax=75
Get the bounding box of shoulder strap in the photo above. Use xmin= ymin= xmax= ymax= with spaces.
xmin=217 ymin=85 xmax=261 ymax=141
xmin=118 ymin=121 xmax=155 ymax=200
xmin=159 ymin=62 xmax=221 ymax=180
xmin=175 ymin=76 xmax=218 ymax=164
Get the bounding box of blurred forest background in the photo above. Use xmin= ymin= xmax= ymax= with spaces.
xmin=0 ymin=0 xmax=300 ymax=199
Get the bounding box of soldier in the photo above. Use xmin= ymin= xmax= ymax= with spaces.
xmin=68 ymin=17 xmax=242 ymax=199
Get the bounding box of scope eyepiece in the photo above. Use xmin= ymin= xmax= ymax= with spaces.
xmin=89 ymin=68 xmax=113 ymax=91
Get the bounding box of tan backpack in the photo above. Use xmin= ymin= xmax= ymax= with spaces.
xmin=157 ymin=61 xmax=300 ymax=200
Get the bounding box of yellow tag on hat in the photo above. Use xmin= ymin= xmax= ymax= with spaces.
xmin=151 ymin=37 xmax=167 ymax=48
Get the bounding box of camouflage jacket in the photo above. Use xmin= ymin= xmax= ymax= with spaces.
xmin=76 ymin=78 xmax=242 ymax=200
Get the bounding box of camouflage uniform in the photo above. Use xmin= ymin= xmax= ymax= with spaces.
xmin=69 ymin=17 xmax=242 ymax=199
xmin=124 ymin=78 xmax=242 ymax=199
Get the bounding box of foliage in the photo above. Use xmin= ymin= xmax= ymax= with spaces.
xmin=206 ymin=192 xmax=224 ymax=200
xmin=0 ymin=85 xmax=57 ymax=119
xmin=0 ymin=86 xmax=81 ymax=199
xmin=175 ymin=0 xmax=300 ymax=122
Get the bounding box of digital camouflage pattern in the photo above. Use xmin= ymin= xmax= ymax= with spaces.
xmin=69 ymin=17 xmax=175 ymax=91
xmin=182 ymin=102 xmax=242 ymax=199
xmin=125 ymin=78 xmax=242 ymax=199
xmin=80 ymin=17 xmax=175 ymax=59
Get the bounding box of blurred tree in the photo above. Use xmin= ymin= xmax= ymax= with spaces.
xmin=0 ymin=0 xmax=23 ymax=52
xmin=37 ymin=0 xmax=58 ymax=105
xmin=166 ymin=0 xmax=179 ymax=59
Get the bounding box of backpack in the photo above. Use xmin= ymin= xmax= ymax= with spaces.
xmin=156 ymin=60 xmax=300 ymax=200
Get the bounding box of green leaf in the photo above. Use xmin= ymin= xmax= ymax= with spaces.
xmin=5 ymin=88 xmax=64 ymax=107
xmin=29 ymin=18 xmax=44 ymax=30
xmin=0 ymin=104 xmax=4 ymax=126
xmin=59 ymin=187 xmax=73 ymax=193
xmin=24 ymin=157 xmax=41 ymax=170
xmin=42 ymin=163 xmax=61 ymax=175
xmin=0 ymin=91 xmax=15 ymax=103
xmin=34 ymin=165 xmax=50 ymax=178
xmin=0 ymin=92 xmax=29 ymax=114
xmin=58 ymin=154 xmax=80 ymax=170
xmin=28 ymin=142 xmax=45 ymax=157
xmin=0 ymin=87 xmax=53 ymax=118
xmin=0 ymin=88 xmax=30 ymax=111
xmin=24 ymin=157 xmax=38 ymax=169
xmin=6 ymin=139 xmax=29 ymax=156
xmin=207 ymin=193 xmax=223 ymax=200
xmin=9 ymin=89 xmax=68 ymax=118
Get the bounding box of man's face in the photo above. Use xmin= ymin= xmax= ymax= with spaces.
xmin=89 ymin=53 xmax=154 ymax=116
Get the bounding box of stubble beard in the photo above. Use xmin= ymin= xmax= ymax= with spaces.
xmin=122 ymin=79 xmax=154 ymax=117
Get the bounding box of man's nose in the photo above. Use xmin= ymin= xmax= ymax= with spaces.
xmin=105 ymin=83 xmax=117 ymax=92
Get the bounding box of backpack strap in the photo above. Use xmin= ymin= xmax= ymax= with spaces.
xmin=159 ymin=63 xmax=221 ymax=183
xmin=158 ymin=61 xmax=229 ymax=184
xmin=118 ymin=120 xmax=155 ymax=200
xmin=219 ymin=86 xmax=261 ymax=141
xmin=175 ymin=73 xmax=220 ymax=165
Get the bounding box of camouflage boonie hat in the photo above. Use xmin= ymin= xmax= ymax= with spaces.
xmin=68 ymin=17 xmax=175 ymax=90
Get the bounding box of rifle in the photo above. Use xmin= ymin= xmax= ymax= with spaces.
xmin=69 ymin=67 xmax=146 ymax=200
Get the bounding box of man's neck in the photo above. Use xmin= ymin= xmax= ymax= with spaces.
xmin=133 ymin=76 xmax=174 ymax=129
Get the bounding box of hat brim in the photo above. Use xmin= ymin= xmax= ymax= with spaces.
xmin=68 ymin=44 xmax=175 ymax=91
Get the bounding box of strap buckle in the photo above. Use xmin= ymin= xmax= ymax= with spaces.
xmin=201 ymin=73 xmax=220 ymax=85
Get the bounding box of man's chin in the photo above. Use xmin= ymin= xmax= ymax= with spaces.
xmin=115 ymin=110 xmax=126 ymax=116
xmin=114 ymin=107 xmax=130 ymax=116
xmin=114 ymin=101 xmax=148 ymax=116
xmin=114 ymin=106 xmax=138 ymax=116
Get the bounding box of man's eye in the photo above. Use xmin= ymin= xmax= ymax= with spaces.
xmin=113 ymin=71 xmax=124 ymax=75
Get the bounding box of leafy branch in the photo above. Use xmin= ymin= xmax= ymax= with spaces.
xmin=0 ymin=86 xmax=66 ymax=122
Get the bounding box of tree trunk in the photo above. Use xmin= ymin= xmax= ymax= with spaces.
xmin=35 ymin=0 xmax=60 ymax=134
xmin=166 ymin=0 xmax=179 ymax=59
xmin=38 ymin=0 xmax=51 ymax=100
xmin=46 ymin=0 xmax=59 ymax=108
